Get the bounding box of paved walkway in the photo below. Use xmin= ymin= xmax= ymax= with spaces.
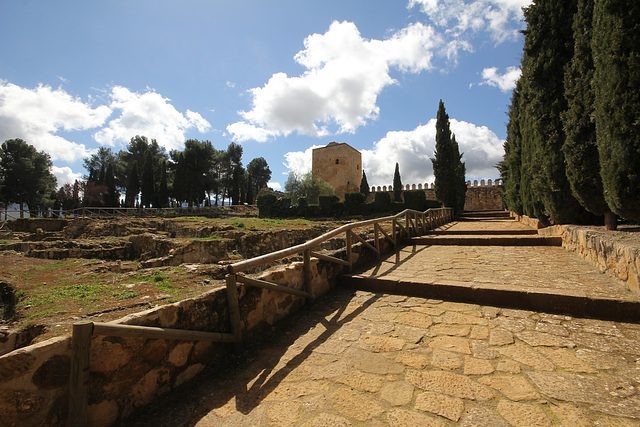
xmin=128 ymin=214 xmax=640 ymax=426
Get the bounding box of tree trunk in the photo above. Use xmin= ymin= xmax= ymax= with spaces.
xmin=604 ymin=211 xmax=617 ymax=231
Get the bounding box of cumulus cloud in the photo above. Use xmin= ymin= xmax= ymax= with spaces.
xmin=0 ymin=82 xmax=212 ymax=166
xmin=0 ymin=81 xmax=111 ymax=162
xmin=282 ymin=145 xmax=323 ymax=176
xmin=94 ymin=86 xmax=211 ymax=151
xmin=480 ymin=66 xmax=521 ymax=92
xmin=51 ymin=166 xmax=82 ymax=187
xmin=362 ymin=118 xmax=504 ymax=187
xmin=227 ymin=21 xmax=442 ymax=142
xmin=282 ymin=119 xmax=502 ymax=190
xmin=408 ymin=0 xmax=531 ymax=44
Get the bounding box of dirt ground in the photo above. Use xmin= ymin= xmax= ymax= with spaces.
xmin=0 ymin=216 xmax=347 ymax=345
xmin=0 ymin=252 xmax=226 ymax=343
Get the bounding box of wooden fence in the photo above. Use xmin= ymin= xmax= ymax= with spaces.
xmin=68 ymin=207 xmax=453 ymax=426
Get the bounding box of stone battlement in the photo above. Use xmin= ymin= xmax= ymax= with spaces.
xmin=367 ymin=179 xmax=503 ymax=211
xmin=370 ymin=179 xmax=502 ymax=193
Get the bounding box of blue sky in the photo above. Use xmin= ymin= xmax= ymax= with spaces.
xmin=0 ymin=0 xmax=529 ymax=191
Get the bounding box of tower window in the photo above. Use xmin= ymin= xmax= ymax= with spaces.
xmin=336 ymin=159 xmax=339 ymax=164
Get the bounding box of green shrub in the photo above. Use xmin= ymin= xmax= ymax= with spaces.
xmin=403 ymin=190 xmax=427 ymax=211
xmin=374 ymin=191 xmax=392 ymax=212
xmin=257 ymin=193 xmax=277 ymax=217
xmin=344 ymin=192 xmax=366 ymax=215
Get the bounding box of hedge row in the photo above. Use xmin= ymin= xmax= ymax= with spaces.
xmin=257 ymin=190 xmax=441 ymax=218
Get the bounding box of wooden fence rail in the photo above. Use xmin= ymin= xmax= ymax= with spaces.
xmin=224 ymin=207 xmax=454 ymax=346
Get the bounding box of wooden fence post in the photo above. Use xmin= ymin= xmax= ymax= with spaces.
xmin=346 ymin=230 xmax=353 ymax=273
xmin=69 ymin=321 xmax=93 ymax=427
xmin=303 ymin=250 xmax=314 ymax=304
xmin=225 ymin=274 xmax=243 ymax=355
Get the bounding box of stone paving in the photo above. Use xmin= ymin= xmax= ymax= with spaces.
xmin=128 ymin=216 xmax=640 ymax=426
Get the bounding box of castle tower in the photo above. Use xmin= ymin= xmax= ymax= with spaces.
xmin=311 ymin=142 xmax=362 ymax=200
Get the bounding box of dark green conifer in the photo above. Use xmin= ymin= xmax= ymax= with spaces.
xmin=431 ymin=100 xmax=466 ymax=214
xmin=562 ymin=0 xmax=613 ymax=226
xmin=392 ymin=163 xmax=402 ymax=202
xmin=593 ymin=0 xmax=640 ymax=221
xmin=519 ymin=0 xmax=585 ymax=224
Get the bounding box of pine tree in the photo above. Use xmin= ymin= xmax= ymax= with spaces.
xmin=393 ymin=163 xmax=402 ymax=202
xmin=593 ymin=0 xmax=640 ymax=221
xmin=431 ymin=100 xmax=466 ymax=214
xmin=360 ymin=170 xmax=370 ymax=197
xmin=520 ymin=0 xmax=587 ymax=224
xmin=141 ymin=150 xmax=155 ymax=208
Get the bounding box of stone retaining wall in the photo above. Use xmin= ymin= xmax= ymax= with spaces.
xmin=539 ymin=224 xmax=640 ymax=295
xmin=0 ymin=234 xmax=393 ymax=426
xmin=514 ymin=213 xmax=640 ymax=295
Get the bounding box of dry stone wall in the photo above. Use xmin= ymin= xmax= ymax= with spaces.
xmin=514 ymin=213 xmax=640 ymax=295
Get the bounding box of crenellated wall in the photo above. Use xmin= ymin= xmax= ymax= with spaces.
xmin=367 ymin=179 xmax=503 ymax=211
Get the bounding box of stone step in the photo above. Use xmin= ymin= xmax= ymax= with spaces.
xmin=426 ymin=230 xmax=539 ymax=236
xmin=410 ymin=236 xmax=562 ymax=246
xmin=460 ymin=211 xmax=512 ymax=219
xmin=338 ymin=275 xmax=640 ymax=322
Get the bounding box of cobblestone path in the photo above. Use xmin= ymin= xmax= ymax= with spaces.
xmin=129 ymin=215 xmax=640 ymax=426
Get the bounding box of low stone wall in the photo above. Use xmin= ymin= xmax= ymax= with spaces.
xmin=0 ymin=233 xmax=393 ymax=426
xmin=539 ymin=224 xmax=640 ymax=295
xmin=513 ymin=213 xmax=640 ymax=295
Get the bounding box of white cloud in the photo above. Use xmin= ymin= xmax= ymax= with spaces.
xmin=360 ymin=118 xmax=503 ymax=187
xmin=227 ymin=21 xmax=442 ymax=142
xmin=268 ymin=181 xmax=282 ymax=191
xmin=51 ymin=166 xmax=82 ymax=187
xmin=0 ymin=82 xmax=212 ymax=166
xmin=282 ymin=145 xmax=323 ymax=176
xmin=408 ymin=0 xmax=531 ymax=44
xmin=93 ymin=86 xmax=211 ymax=151
xmin=480 ymin=66 xmax=521 ymax=92
xmin=0 ymin=81 xmax=111 ymax=162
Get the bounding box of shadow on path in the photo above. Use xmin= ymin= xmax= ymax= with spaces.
xmin=124 ymin=289 xmax=380 ymax=426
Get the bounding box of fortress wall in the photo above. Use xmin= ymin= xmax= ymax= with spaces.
xmin=366 ymin=180 xmax=503 ymax=211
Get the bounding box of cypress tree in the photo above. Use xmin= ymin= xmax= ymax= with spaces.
xmin=500 ymin=81 xmax=524 ymax=215
xmin=141 ymin=150 xmax=155 ymax=208
xmin=562 ymin=0 xmax=613 ymax=227
xmin=431 ymin=100 xmax=466 ymax=214
xmin=393 ymin=163 xmax=402 ymax=202
xmin=520 ymin=0 xmax=586 ymax=224
xmin=360 ymin=170 xmax=370 ymax=197
xmin=593 ymin=0 xmax=640 ymax=221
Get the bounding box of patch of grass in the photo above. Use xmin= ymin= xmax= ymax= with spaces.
xmin=115 ymin=290 xmax=139 ymax=300
xmin=196 ymin=235 xmax=223 ymax=240
xmin=17 ymin=283 xmax=105 ymax=307
xmin=232 ymin=221 xmax=246 ymax=228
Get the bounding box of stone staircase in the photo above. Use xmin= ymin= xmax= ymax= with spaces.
xmin=339 ymin=211 xmax=640 ymax=322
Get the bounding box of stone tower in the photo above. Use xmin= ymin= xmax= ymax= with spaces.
xmin=312 ymin=142 xmax=362 ymax=199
